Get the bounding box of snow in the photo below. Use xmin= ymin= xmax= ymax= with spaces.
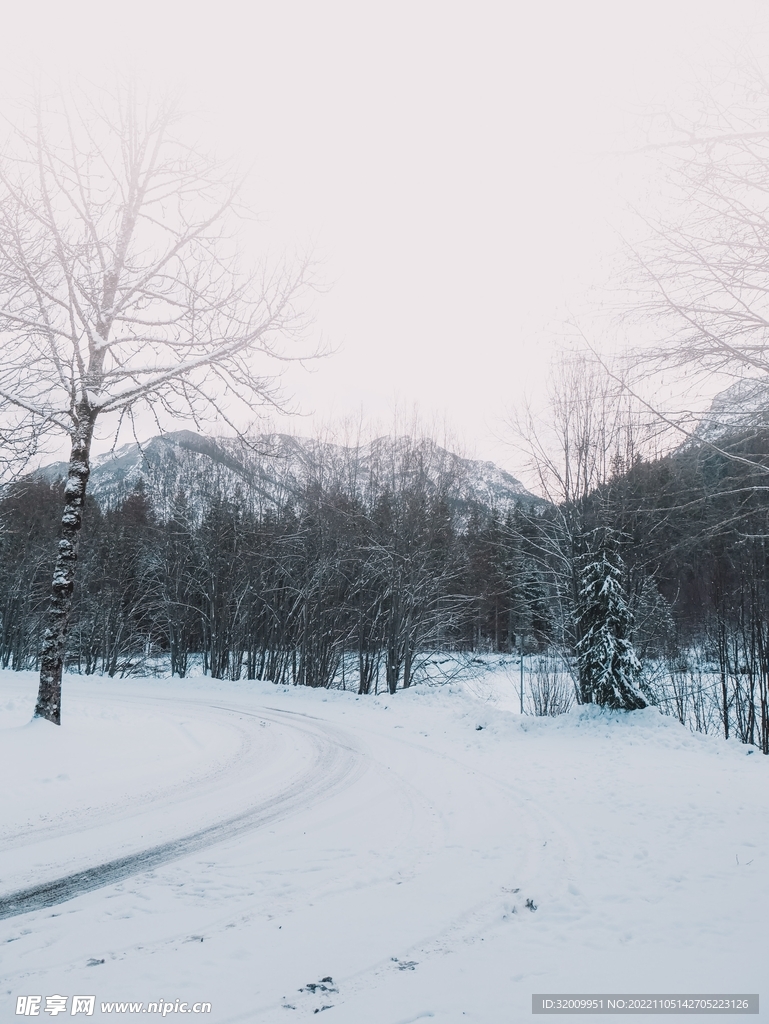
xmin=1 ymin=667 xmax=766 ymax=1021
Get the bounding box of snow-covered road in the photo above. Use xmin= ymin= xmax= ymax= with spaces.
xmin=0 ymin=696 xmax=364 ymax=920
xmin=1 ymin=671 xmax=766 ymax=1022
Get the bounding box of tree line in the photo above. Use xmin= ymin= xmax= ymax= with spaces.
xmin=3 ymin=410 xmax=769 ymax=750
xmin=599 ymin=424 xmax=769 ymax=752
xmin=0 ymin=444 xmax=544 ymax=693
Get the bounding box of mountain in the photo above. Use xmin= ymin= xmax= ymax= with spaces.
xmin=695 ymin=378 xmax=769 ymax=442
xmin=35 ymin=430 xmax=538 ymax=517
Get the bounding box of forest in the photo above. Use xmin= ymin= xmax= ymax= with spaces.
xmin=2 ymin=418 xmax=768 ymax=753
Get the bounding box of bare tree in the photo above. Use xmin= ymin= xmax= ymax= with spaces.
xmin=513 ymin=355 xmax=628 ymax=622
xmin=511 ymin=355 xmax=652 ymax=704
xmin=627 ymin=60 xmax=769 ymax=436
xmin=0 ymin=83 xmax=316 ymax=723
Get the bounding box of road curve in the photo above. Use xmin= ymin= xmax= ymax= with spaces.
xmin=0 ymin=703 xmax=365 ymax=921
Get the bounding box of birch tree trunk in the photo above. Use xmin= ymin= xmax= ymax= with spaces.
xmin=34 ymin=409 xmax=95 ymax=724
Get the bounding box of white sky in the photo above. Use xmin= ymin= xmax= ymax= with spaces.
xmin=3 ymin=0 xmax=769 ymax=474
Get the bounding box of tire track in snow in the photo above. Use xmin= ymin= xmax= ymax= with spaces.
xmin=0 ymin=694 xmax=260 ymax=850
xmin=0 ymin=704 xmax=365 ymax=921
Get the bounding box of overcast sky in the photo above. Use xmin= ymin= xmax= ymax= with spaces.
xmin=3 ymin=0 xmax=768 ymax=472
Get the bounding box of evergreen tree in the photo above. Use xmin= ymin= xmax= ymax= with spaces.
xmin=575 ymin=533 xmax=647 ymax=710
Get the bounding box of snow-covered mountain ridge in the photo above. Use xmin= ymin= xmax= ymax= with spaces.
xmin=35 ymin=430 xmax=538 ymax=516
xmin=695 ymin=378 xmax=769 ymax=441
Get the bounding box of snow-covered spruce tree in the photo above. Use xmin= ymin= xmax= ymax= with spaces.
xmin=575 ymin=533 xmax=647 ymax=710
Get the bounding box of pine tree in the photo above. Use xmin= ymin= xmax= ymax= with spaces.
xmin=575 ymin=534 xmax=647 ymax=710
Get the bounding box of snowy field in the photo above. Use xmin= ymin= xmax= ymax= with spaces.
xmin=1 ymin=667 xmax=766 ymax=1022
